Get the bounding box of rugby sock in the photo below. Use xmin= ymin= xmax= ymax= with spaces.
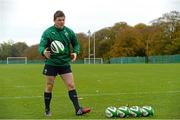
xmin=68 ymin=90 xmax=80 ymax=111
xmin=44 ymin=92 xmax=52 ymax=110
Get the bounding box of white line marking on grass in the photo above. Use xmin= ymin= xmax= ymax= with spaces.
xmin=80 ymin=90 xmax=180 ymax=97
xmin=15 ymin=85 xmax=42 ymax=88
xmin=0 ymin=91 xmax=180 ymax=100
xmin=78 ymin=97 xmax=84 ymax=100
xmin=0 ymin=96 xmax=42 ymax=100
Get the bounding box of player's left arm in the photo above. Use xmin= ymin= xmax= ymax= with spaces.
xmin=71 ymin=53 xmax=77 ymax=62
xmin=70 ymin=31 xmax=80 ymax=62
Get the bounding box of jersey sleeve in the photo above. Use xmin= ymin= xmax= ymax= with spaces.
xmin=38 ymin=31 xmax=49 ymax=56
xmin=70 ymin=31 xmax=80 ymax=55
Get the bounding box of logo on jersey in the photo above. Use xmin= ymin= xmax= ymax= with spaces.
xmin=51 ymin=32 xmax=56 ymax=35
xmin=64 ymin=30 xmax=69 ymax=38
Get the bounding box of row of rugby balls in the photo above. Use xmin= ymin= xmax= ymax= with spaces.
xmin=105 ymin=106 xmax=154 ymax=118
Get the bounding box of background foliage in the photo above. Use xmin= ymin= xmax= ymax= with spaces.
xmin=0 ymin=11 xmax=180 ymax=60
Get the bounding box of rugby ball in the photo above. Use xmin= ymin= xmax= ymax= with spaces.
xmin=141 ymin=106 xmax=154 ymax=117
xmin=129 ymin=106 xmax=142 ymax=117
xmin=50 ymin=40 xmax=64 ymax=54
xmin=105 ymin=106 xmax=117 ymax=118
xmin=117 ymin=106 xmax=130 ymax=118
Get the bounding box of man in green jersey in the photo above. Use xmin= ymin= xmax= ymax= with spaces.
xmin=38 ymin=10 xmax=90 ymax=116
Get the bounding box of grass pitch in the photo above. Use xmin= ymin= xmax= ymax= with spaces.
xmin=0 ymin=64 xmax=180 ymax=119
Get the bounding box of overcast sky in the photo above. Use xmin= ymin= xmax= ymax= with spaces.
xmin=0 ymin=0 xmax=180 ymax=46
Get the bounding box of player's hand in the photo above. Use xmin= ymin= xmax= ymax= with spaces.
xmin=44 ymin=48 xmax=51 ymax=59
xmin=71 ymin=53 xmax=77 ymax=62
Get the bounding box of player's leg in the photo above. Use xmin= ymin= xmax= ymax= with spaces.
xmin=43 ymin=64 xmax=57 ymax=116
xmin=61 ymin=73 xmax=90 ymax=115
xmin=44 ymin=76 xmax=55 ymax=116
xmin=61 ymin=73 xmax=79 ymax=110
xmin=61 ymin=72 xmax=75 ymax=90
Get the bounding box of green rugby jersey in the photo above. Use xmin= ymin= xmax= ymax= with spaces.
xmin=38 ymin=25 xmax=80 ymax=66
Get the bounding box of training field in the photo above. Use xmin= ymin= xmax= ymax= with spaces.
xmin=0 ymin=64 xmax=180 ymax=119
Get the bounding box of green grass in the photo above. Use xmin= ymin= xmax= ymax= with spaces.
xmin=0 ymin=64 xmax=180 ymax=119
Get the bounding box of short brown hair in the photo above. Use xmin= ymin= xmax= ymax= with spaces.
xmin=54 ymin=10 xmax=65 ymax=20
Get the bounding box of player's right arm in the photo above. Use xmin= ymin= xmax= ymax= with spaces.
xmin=38 ymin=32 xmax=51 ymax=59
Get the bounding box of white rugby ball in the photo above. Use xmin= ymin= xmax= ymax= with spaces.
xmin=105 ymin=106 xmax=117 ymax=118
xmin=50 ymin=40 xmax=64 ymax=54
xmin=129 ymin=106 xmax=142 ymax=117
xmin=141 ymin=106 xmax=154 ymax=117
xmin=117 ymin=106 xmax=130 ymax=118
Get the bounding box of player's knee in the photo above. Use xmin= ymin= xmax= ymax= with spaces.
xmin=47 ymin=84 xmax=53 ymax=88
xmin=46 ymin=83 xmax=53 ymax=92
xmin=67 ymin=83 xmax=75 ymax=90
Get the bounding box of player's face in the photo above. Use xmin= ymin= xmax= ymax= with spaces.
xmin=54 ymin=17 xmax=65 ymax=29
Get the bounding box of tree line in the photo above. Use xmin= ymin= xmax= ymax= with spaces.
xmin=0 ymin=11 xmax=180 ymax=61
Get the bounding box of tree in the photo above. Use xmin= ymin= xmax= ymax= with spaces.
xmin=111 ymin=22 xmax=128 ymax=33
xmin=134 ymin=23 xmax=150 ymax=56
xmin=151 ymin=11 xmax=180 ymax=55
xmin=151 ymin=11 xmax=180 ymax=33
xmin=11 ymin=42 xmax=29 ymax=57
xmin=76 ymin=33 xmax=89 ymax=59
xmin=94 ymin=27 xmax=114 ymax=59
xmin=23 ymin=44 xmax=43 ymax=60
xmin=110 ymin=25 xmax=144 ymax=57
xmin=0 ymin=40 xmax=14 ymax=60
